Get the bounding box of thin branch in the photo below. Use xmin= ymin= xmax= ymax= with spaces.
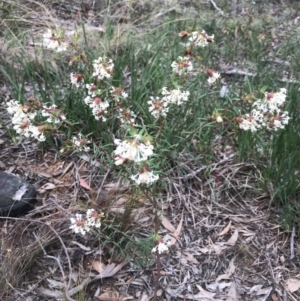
xmin=290 ymin=225 xmax=295 ymax=259
xmin=208 ymin=0 xmax=226 ymax=17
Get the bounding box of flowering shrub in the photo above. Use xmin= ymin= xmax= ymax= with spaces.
xmin=5 ymin=28 xmax=290 ymax=252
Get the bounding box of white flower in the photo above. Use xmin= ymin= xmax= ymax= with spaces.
xmin=148 ymin=97 xmax=169 ymax=118
xmin=267 ymin=111 xmax=290 ymax=131
xmin=238 ymin=114 xmax=261 ymax=132
xmin=29 ymin=125 xmax=46 ymax=142
xmin=86 ymin=84 xmax=101 ymax=97
xmin=171 ymin=56 xmax=193 ymax=75
xmin=72 ymin=134 xmax=91 ymax=152
xmin=189 ymin=30 xmax=214 ymax=47
xmin=41 ymin=105 xmax=65 ymax=124
xmin=92 ymin=57 xmax=114 ymax=80
xmin=161 ymin=87 xmax=190 ymax=105
xmin=117 ymin=108 xmax=137 ymax=127
xmin=207 ymin=69 xmax=220 ymax=86
xmin=151 ymin=240 xmax=171 ymax=255
xmin=253 ymin=88 xmax=287 ymax=114
xmin=69 ymin=214 xmax=90 ymax=235
xmin=86 ymin=209 xmax=103 ymax=228
xmin=42 ymin=29 xmax=68 ymax=52
xmin=114 ymin=137 xmax=154 ymax=164
xmin=84 ymin=96 xmax=109 ymax=121
xmin=7 ymin=100 xmax=23 ymax=115
xmin=131 ymin=169 xmax=159 ymax=185
xmin=110 ymin=87 xmax=128 ymax=100
xmin=70 ymin=73 xmax=83 ymax=88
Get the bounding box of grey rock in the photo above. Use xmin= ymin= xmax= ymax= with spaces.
xmin=0 ymin=172 xmax=36 ymax=216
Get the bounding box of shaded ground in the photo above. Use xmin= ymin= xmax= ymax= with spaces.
xmin=1 ymin=1 xmax=300 ymax=301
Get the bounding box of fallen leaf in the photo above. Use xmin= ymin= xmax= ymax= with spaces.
xmin=256 ymin=287 xmax=272 ymax=296
xmin=79 ymin=178 xmax=93 ymax=191
xmin=206 ymin=281 xmax=232 ymax=292
xmin=218 ymin=221 xmax=232 ymax=236
xmin=199 ymin=247 xmax=210 ymax=254
xmin=226 ymin=282 xmax=239 ymax=301
xmin=271 ymin=293 xmax=279 ymax=301
xmin=115 ymin=277 xmax=133 ymax=286
xmin=181 ymin=252 xmax=199 ymax=264
xmin=91 ymin=260 xmax=106 ymax=273
xmin=170 ymin=213 xmax=184 ymax=245
xmin=195 ymin=285 xmax=216 ymax=299
xmin=216 ymin=258 xmax=235 ymax=282
xmin=213 ymin=242 xmax=227 ymax=255
xmin=98 ymin=261 xmax=127 ymax=278
xmin=160 ymin=216 xmax=176 ymax=233
xmin=37 ymin=182 xmax=56 ymax=193
xmin=119 ymin=293 xmax=134 ymax=301
xmin=227 ymin=229 xmax=238 ymax=245
xmin=97 ymin=291 xmax=119 ymax=301
xmin=286 ymin=278 xmax=300 ymax=293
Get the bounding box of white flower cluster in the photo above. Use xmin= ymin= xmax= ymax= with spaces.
xmin=71 ymin=134 xmax=91 ymax=152
xmin=114 ymin=135 xmax=159 ymax=185
xmin=92 ymin=57 xmax=114 ymax=81
xmin=42 ymin=29 xmax=68 ymax=52
xmin=238 ymin=88 xmax=290 ymax=132
xmin=161 ymin=87 xmax=190 ymax=105
xmin=131 ymin=168 xmax=159 ymax=185
xmin=171 ymin=56 xmax=193 ymax=75
xmin=148 ymin=87 xmax=190 ymax=119
xmin=148 ymin=96 xmax=169 ymax=119
xmin=69 ymin=209 xmax=104 ymax=235
xmin=70 ymin=73 xmax=83 ymax=88
xmin=151 ymin=239 xmax=171 ymax=255
xmin=114 ymin=136 xmax=154 ymax=165
xmin=41 ymin=104 xmax=66 ymax=124
xmin=84 ymin=95 xmax=110 ymax=121
xmin=189 ymin=30 xmax=214 ymax=47
xmin=117 ymin=108 xmax=137 ymax=127
xmin=207 ymin=69 xmax=220 ymax=86
xmin=110 ymin=87 xmax=128 ymax=101
xmin=86 ymin=83 xmax=101 ymax=97
xmin=6 ymin=100 xmax=46 ymax=141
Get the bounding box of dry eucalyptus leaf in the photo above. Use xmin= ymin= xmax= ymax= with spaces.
xmin=119 ymin=293 xmax=134 ymax=301
xmin=227 ymin=229 xmax=238 ymax=245
xmin=160 ymin=216 xmax=176 ymax=233
xmin=97 ymin=291 xmax=119 ymax=301
xmin=79 ymin=178 xmax=93 ymax=191
xmin=213 ymin=242 xmax=227 ymax=255
xmin=216 ymin=258 xmax=235 ymax=282
xmin=226 ymin=282 xmax=239 ymax=301
xmin=218 ymin=221 xmax=232 ymax=236
xmin=286 ymin=278 xmax=300 ymax=293
xmin=37 ymin=182 xmax=56 ymax=193
xmin=96 ymin=261 xmax=127 ymax=279
xmin=170 ymin=213 xmax=184 ymax=245
xmin=184 ymin=285 xmax=217 ymax=300
xmin=206 ymin=281 xmax=232 ymax=292
xmin=92 ymin=260 xmax=106 ymax=273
